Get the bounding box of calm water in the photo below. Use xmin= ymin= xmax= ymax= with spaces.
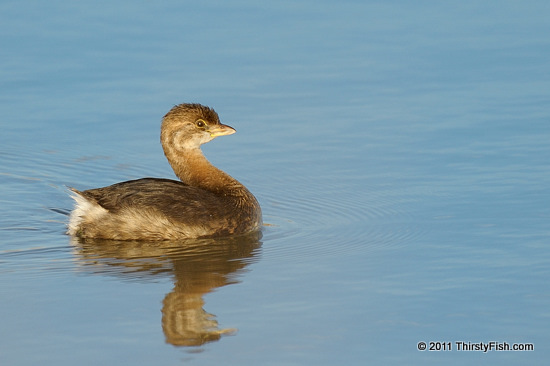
xmin=1 ymin=1 xmax=549 ymax=365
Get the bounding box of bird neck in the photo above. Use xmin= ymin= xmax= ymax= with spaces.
xmin=165 ymin=147 xmax=243 ymax=195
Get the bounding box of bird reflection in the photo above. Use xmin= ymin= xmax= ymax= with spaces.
xmin=70 ymin=232 xmax=261 ymax=347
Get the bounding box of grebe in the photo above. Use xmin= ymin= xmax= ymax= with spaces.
xmin=68 ymin=103 xmax=262 ymax=240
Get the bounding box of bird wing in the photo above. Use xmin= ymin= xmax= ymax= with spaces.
xmin=77 ymin=178 xmax=233 ymax=223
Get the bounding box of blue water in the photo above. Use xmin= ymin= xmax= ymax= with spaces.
xmin=1 ymin=1 xmax=549 ymax=365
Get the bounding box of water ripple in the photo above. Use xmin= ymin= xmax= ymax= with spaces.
xmin=259 ymin=180 xmax=424 ymax=261
xmin=1 ymin=141 xmax=425 ymax=268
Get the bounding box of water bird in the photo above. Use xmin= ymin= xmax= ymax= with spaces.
xmin=68 ymin=103 xmax=262 ymax=240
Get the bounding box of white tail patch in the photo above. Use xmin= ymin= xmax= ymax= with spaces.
xmin=67 ymin=191 xmax=108 ymax=236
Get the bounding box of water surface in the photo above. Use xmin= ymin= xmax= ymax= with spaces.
xmin=1 ymin=1 xmax=549 ymax=365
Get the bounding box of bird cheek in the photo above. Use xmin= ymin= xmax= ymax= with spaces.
xmin=171 ymin=131 xmax=187 ymax=151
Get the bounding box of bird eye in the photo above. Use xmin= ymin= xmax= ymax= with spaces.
xmin=196 ymin=120 xmax=206 ymax=128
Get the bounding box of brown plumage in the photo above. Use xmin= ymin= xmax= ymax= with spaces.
xmin=68 ymin=103 xmax=262 ymax=240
